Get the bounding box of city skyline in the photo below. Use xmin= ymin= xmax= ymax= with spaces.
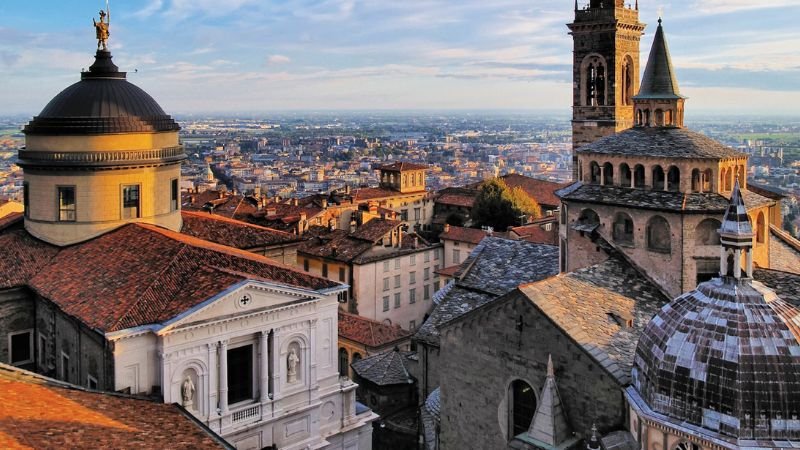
xmin=1 ymin=0 xmax=799 ymax=115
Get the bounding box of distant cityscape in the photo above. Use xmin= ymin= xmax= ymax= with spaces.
xmin=3 ymin=112 xmax=800 ymax=236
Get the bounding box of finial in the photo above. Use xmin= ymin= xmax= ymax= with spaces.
xmin=657 ymin=6 xmax=664 ymax=24
xmin=547 ymin=354 xmax=555 ymax=378
xmin=635 ymin=0 xmax=638 ymax=10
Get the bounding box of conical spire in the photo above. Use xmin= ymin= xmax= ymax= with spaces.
xmin=527 ymin=355 xmax=572 ymax=446
xmin=635 ymin=18 xmax=682 ymax=100
xmin=718 ymin=180 xmax=754 ymax=280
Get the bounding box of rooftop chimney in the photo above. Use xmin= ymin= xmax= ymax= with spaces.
xmin=350 ymin=220 xmax=357 ymax=234
xmin=444 ymin=223 xmax=451 ymax=233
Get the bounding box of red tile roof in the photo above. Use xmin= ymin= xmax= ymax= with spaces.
xmin=378 ymin=162 xmax=428 ymax=172
xmin=435 ymin=193 xmax=475 ymax=208
xmin=510 ymin=220 xmax=559 ymax=246
xmin=180 ymin=211 xmax=301 ymax=250
xmin=24 ymin=224 xmax=339 ymax=332
xmin=350 ymin=219 xmax=403 ymax=243
xmin=0 ymin=230 xmax=59 ymax=289
xmin=0 ymin=363 xmax=228 ymax=449
xmin=435 ymin=265 xmax=462 ymax=277
xmin=352 ymin=187 xmax=406 ymax=201
xmin=439 ymin=226 xmax=488 ymax=245
xmin=338 ymin=312 xmax=412 ymax=348
xmin=500 ymin=174 xmax=570 ymax=208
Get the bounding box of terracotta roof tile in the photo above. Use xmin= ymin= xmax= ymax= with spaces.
xmin=180 ymin=210 xmax=300 ymax=250
xmin=351 ymin=219 xmax=403 ymax=242
xmin=500 ymin=174 xmax=570 ymax=208
xmin=378 ymin=162 xmax=428 ymax=172
xmin=435 ymin=193 xmax=475 ymax=208
xmin=353 ymin=187 xmax=411 ymax=201
xmin=439 ymin=226 xmax=488 ymax=245
xmin=0 ymin=230 xmax=59 ymax=289
xmin=0 ymin=363 xmax=228 ymax=449
xmin=339 ymin=312 xmax=412 ymax=347
xmin=25 ymin=224 xmax=339 ymax=332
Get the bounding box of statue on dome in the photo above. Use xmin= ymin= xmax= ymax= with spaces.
xmin=93 ymin=10 xmax=110 ymax=51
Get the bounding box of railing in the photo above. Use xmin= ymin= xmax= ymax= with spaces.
xmin=231 ymin=404 xmax=261 ymax=423
xmin=17 ymin=146 xmax=186 ymax=167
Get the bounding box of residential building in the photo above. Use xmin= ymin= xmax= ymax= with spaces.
xmin=337 ymin=312 xmax=412 ymax=379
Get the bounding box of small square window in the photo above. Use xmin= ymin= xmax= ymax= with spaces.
xmin=60 ymin=352 xmax=70 ymax=382
xmin=9 ymin=330 xmax=33 ymax=365
xmin=395 ymin=259 xmax=400 ymax=270
xmin=383 ymin=261 xmax=390 ymax=272
xmin=339 ymin=267 xmax=346 ymax=282
xmin=424 ymin=252 xmax=430 ymax=263
xmin=424 ymin=285 xmax=431 ymax=300
xmin=434 ymin=249 xmax=440 ymax=261
xmin=304 ymin=259 xmax=310 ymax=272
xmin=322 ymin=263 xmax=328 ymax=278
xmin=410 ymin=254 xmax=416 ymax=266
xmin=424 ymin=268 xmax=430 ymax=280
xmin=434 ymin=281 xmax=441 ymax=292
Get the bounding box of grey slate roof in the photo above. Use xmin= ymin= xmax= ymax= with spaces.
xmin=634 ymin=19 xmax=683 ymax=100
xmin=557 ymin=182 xmax=774 ymax=214
xmin=351 ymin=350 xmax=415 ymax=386
xmin=719 ymin=181 xmax=752 ymax=236
xmin=519 ymin=257 xmax=670 ymax=385
xmin=414 ymin=237 xmax=559 ymax=347
xmin=753 ymin=269 xmax=800 ymax=306
xmin=527 ymin=355 xmax=572 ymax=447
xmin=576 ymin=127 xmax=745 ymax=159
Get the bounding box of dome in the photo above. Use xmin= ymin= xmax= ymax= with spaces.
xmin=24 ymin=51 xmax=179 ymax=135
xmin=632 ymin=278 xmax=800 ymax=441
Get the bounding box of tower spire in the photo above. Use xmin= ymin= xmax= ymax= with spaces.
xmin=633 ymin=18 xmax=686 ymax=128
xmin=718 ymin=180 xmax=754 ymax=281
xmin=527 ymin=355 xmax=572 ymax=446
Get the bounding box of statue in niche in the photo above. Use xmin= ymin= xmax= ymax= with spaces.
xmin=181 ymin=375 xmax=195 ymax=408
xmin=287 ymin=348 xmax=300 ymax=383
xmin=93 ymin=10 xmax=110 ymax=51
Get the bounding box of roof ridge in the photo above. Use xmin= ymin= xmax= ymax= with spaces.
xmin=181 ymin=210 xmax=296 ymax=237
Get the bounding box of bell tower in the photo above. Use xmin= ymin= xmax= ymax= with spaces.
xmin=568 ymin=0 xmax=645 ymax=179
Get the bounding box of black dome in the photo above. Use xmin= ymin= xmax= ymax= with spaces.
xmin=24 ymin=51 xmax=179 ymax=135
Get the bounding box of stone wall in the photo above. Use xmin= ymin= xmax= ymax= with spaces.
xmin=0 ymin=287 xmax=35 ymax=372
xmin=438 ymin=291 xmax=626 ymax=450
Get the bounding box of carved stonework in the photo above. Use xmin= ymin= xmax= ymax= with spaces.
xmin=287 ymin=348 xmax=300 ymax=383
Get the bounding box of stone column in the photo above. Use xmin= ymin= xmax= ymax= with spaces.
xmin=733 ymin=249 xmax=742 ymax=279
xmin=599 ymin=166 xmax=605 ymax=186
xmin=271 ymin=331 xmax=282 ymax=402
xmin=260 ymin=331 xmax=270 ymax=404
xmin=746 ymin=249 xmax=753 ymax=278
xmin=309 ymin=320 xmax=318 ymax=389
xmin=219 ymin=340 xmax=229 ymax=415
xmin=207 ymin=342 xmax=218 ymax=417
xmin=720 ymin=247 xmax=728 ymax=276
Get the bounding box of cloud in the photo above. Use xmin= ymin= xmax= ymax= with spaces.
xmin=133 ymin=0 xmax=164 ymax=18
xmin=691 ymin=0 xmax=800 ymax=14
xmin=267 ymin=54 xmax=291 ymax=65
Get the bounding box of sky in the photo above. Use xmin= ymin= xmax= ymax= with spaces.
xmin=1 ymin=0 xmax=799 ymax=115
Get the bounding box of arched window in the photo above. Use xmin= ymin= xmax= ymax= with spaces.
xmin=418 ymin=173 xmax=423 ymax=185
xmin=621 ymin=56 xmax=634 ymax=106
xmin=703 ymin=169 xmax=713 ymax=192
xmin=737 ymin=164 xmax=746 ymax=187
xmin=613 ymin=212 xmax=635 ymax=245
xmin=590 ymin=162 xmax=601 ymax=184
xmin=633 ymin=165 xmax=645 ymax=188
xmin=726 ymin=168 xmax=734 ymax=191
xmin=655 ymin=109 xmax=664 ymax=126
xmin=509 ymin=380 xmax=536 ymax=438
xmin=691 ymin=169 xmax=702 ymax=192
xmin=338 ymin=348 xmax=349 ymax=377
xmin=756 ymin=212 xmax=766 ymax=244
xmin=581 ymin=55 xmax=607 ymax=107
xmin=652 ymin=166 xmax=665 ymax=191
xmin=602 ymin=162 xmax=614 ymax=186
xmin=578 ymin=209 xmax=600 ymax=228
xmin=352 ymin=353 xmax=363 ymax=365
xmin=665 ymin=109 xmax=673 ymax=126
xmin=647 ymin=216 xmax=672 ymax=253
xmin=619 ymin=163 xmax=632 ymax=187
xmin=695 ymin=219 xmax=721 ymax=245
xmin=667 ymin=166 xmax=680 ymax=192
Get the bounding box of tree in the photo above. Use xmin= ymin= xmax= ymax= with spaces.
xmin=471 ymin=178 xmax=541 ymax=231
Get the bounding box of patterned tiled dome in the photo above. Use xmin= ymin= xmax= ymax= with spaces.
xmin=632 ymin=278 xmax=800 ymax=440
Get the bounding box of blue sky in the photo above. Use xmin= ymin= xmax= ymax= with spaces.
xmin=1 ymin=0 xmax=799 ymax=115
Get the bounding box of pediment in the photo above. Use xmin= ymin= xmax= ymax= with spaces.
xmin=159 ymin=281 xmax=319 ymax=333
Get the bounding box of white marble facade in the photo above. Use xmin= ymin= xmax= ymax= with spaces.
xmin=109 ymin=280 xmax=376 ymax=450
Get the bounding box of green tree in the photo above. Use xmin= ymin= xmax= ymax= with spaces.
xmin=471 ymin=179 xmax=541 ymax=231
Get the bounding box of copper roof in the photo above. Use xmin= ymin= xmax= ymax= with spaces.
xmin=0 ymin=363 xmax=229 ymax=449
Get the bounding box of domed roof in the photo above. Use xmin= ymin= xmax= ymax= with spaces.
xmin=24 ymin=51 xmax=179 ymax=135
xmin=576 ymin=127 xmax=746 ymax=160
xmin=632 ymin=278 xmax=800 ymax=441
